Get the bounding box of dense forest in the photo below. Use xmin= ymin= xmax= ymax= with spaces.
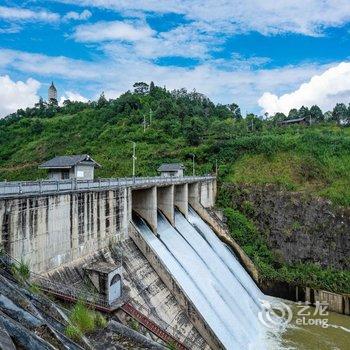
xmin=1 ymin=82 xmax=350 ymax=293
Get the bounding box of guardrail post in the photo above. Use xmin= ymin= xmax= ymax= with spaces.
xmin=56 ymin=180 xmax=59 ymax=192
xmin=19 ymin=183 xmax=22 ymax=194
xmin=71 ymin=179 xmax=74 ymax=190
xmin=39 ymin=181 xmax=42 ymax=194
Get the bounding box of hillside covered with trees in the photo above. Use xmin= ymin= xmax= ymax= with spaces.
xmin=1 ymin=81 xmax=350 ymax=294
xmin=1 ymin=81 xmax=350 ymax=206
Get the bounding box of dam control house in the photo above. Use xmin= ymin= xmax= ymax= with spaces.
xmin=39 ymin=154 xmax=101 ymax=180
xmin=157 ymin=163 xmax=185 ymax=177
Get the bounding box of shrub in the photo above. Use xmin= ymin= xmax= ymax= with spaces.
xmin=166 ymin=341 xmax=178 ymax=350
xmin=241 ymin=200 xmax=255 ymax=216
xmin=29 ymin=283 xmax=41 ymax=295
xmin=69 ymin=301 xmax=95 ymax=334
xmin=94 ymin=313 xmax=107 ymax=328
xmin=18 ymin=259 xmax=30 ymax=279
xmin=11 ymin=259 xmax=30 ymax=282
xmin=65 ymin=325 xmax=83 ymax=341
xmin=66 ymin=300 xmax=108 ymax=340
xmin=129 ymin=318 xmax=139 ymax=331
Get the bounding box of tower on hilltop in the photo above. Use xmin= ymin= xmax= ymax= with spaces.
xmin=48 ymin=81 xmax=57 ymax=105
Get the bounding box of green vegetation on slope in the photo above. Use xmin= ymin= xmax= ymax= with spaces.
xmin=1 ymin=84 xmax=349 ymax=205
xmin=65 ymin=300 xmax=107 ymax=340
xmin=223 ymin=208 xmax=350 ymax=294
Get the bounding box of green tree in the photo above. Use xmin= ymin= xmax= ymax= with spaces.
xmin=184 ymin=116 xmax=205 ymax=146
xmin=228 ymin=103 xmax=242 ymax=120
xmin=272 ymin=112 xmax=286 ymax=122
xmin=332 ymin=103 xmax=347 ymax=125
xmin=97 ymin=92 xmax=108 ymax=108
xmin=246 ymin=114 xmax=263 ymax=131
xmin=31 ymin=120 xmax=44 ymax=134
xmin=288 ymin=108 xmax=299 ymax=120
xmin=298 ymin=106 xmax=310 ymax=122
xmin=310 ymin=105 xmax=324 ymax=123
xmin=133 ymin=82 xmax=149 ymax=94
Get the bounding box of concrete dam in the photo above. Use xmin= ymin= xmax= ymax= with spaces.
xmin=0 ymin=176 xmax=274 ymax=349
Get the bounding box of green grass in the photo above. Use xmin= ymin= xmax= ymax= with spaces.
xmin=65 ymin=300 xmax=107 ymax=340
xmin=65 ymin=325 xmax=83 ymax=341
xmin=11 ymin=259 xmax=30 ymax=283
xmin=230 ymin=151 xmax=350 ymax=206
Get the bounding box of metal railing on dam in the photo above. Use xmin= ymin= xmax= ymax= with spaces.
xmin=0 ymin=175 xmax=215 ymax=197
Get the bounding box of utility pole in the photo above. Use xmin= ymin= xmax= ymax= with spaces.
xmin=131 ymin=141 xmax=136 ymax=180
xmin=190 ymin=154 xmax=195 ymax=176
xmin=143 ymin=115 xmax=146 ymax=132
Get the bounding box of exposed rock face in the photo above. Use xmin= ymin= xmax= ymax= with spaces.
xmin=0 ymin=256 xmax=169 ymax=350
xmin=224 ymin=184 xmax=350 ymax=270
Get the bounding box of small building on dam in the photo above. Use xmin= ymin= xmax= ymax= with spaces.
xmin=39 ymin=154 xmax=101 ymax=180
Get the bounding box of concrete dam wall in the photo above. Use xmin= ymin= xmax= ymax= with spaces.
xmin=0 ymin=188 xmax=129 ymax=272
xmin=0 ymin=177 xmax=215 ymax=273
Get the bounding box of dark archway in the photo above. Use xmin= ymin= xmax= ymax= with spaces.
xmin=110 ymin=273 xmax=121 ymax=286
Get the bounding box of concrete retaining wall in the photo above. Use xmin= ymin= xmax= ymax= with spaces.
xmin=174 ymin=184 xmax=188 ymax=219
xmin=157 ymin=185 xmax=174 ymax=225
xmin=132 ymin=187 xmax=157 ymax=233
xmin=304 ymin=287 xmax=350 ymax=315
xmin=0 ymin=189 xmax=128 ymax=273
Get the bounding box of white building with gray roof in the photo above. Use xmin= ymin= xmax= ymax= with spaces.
xmin=39 ymin=154 xmax=101 ymax=180
xmin=157 ymin=163 xmax=185 ymax=177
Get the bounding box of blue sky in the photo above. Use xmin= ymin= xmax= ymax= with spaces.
xmin=1 ymin=0 xmax=350 ymax=117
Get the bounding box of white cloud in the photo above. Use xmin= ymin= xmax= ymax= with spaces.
xmin=72 ymin=20 xmax=155 ymax=42
xmin=55 ymin=0 xmax=350 ymax=36
xmin=0 ymin=24 xmax=21 ymax=34
xmin=63 ymin=10 xmax=92 ymax=21
xmin=59 ymin=91 xmax=89 ymax=105
xmin=258 ymin=62 xmax=350 ymax=115
xmin=0 ymin=6 xmax=60 ymax=22
xmin=0 ymin=75 xmax=40 ymax=118
xmin=0 ymin=49 xmax=329 ymax=113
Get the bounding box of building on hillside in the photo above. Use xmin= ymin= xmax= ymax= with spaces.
xmin=48 ymin=81 xmax=58 ymax=105
xmin=277 ymin=117 xmax=309 ymax=126
xmin=39 ymin=154 xmax=101 ymax=180
xmin=157 ymin=163 xmax=185 ymax=177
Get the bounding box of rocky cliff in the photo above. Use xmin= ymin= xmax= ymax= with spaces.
xmin=223 ymin=184 xmax=350 ymax=270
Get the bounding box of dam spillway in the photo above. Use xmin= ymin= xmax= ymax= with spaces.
xmin=132 ymin=207 xmax=271 ymax=349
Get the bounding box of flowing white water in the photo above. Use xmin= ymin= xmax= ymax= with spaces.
xmin=132 ymin=207 xmax=278 ymax=349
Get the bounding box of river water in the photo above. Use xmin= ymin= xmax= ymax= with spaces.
xmin=281 ymin=302 xmax=350 ymax=349
xmin=132 ymin=206 xmax=350 ymax=349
